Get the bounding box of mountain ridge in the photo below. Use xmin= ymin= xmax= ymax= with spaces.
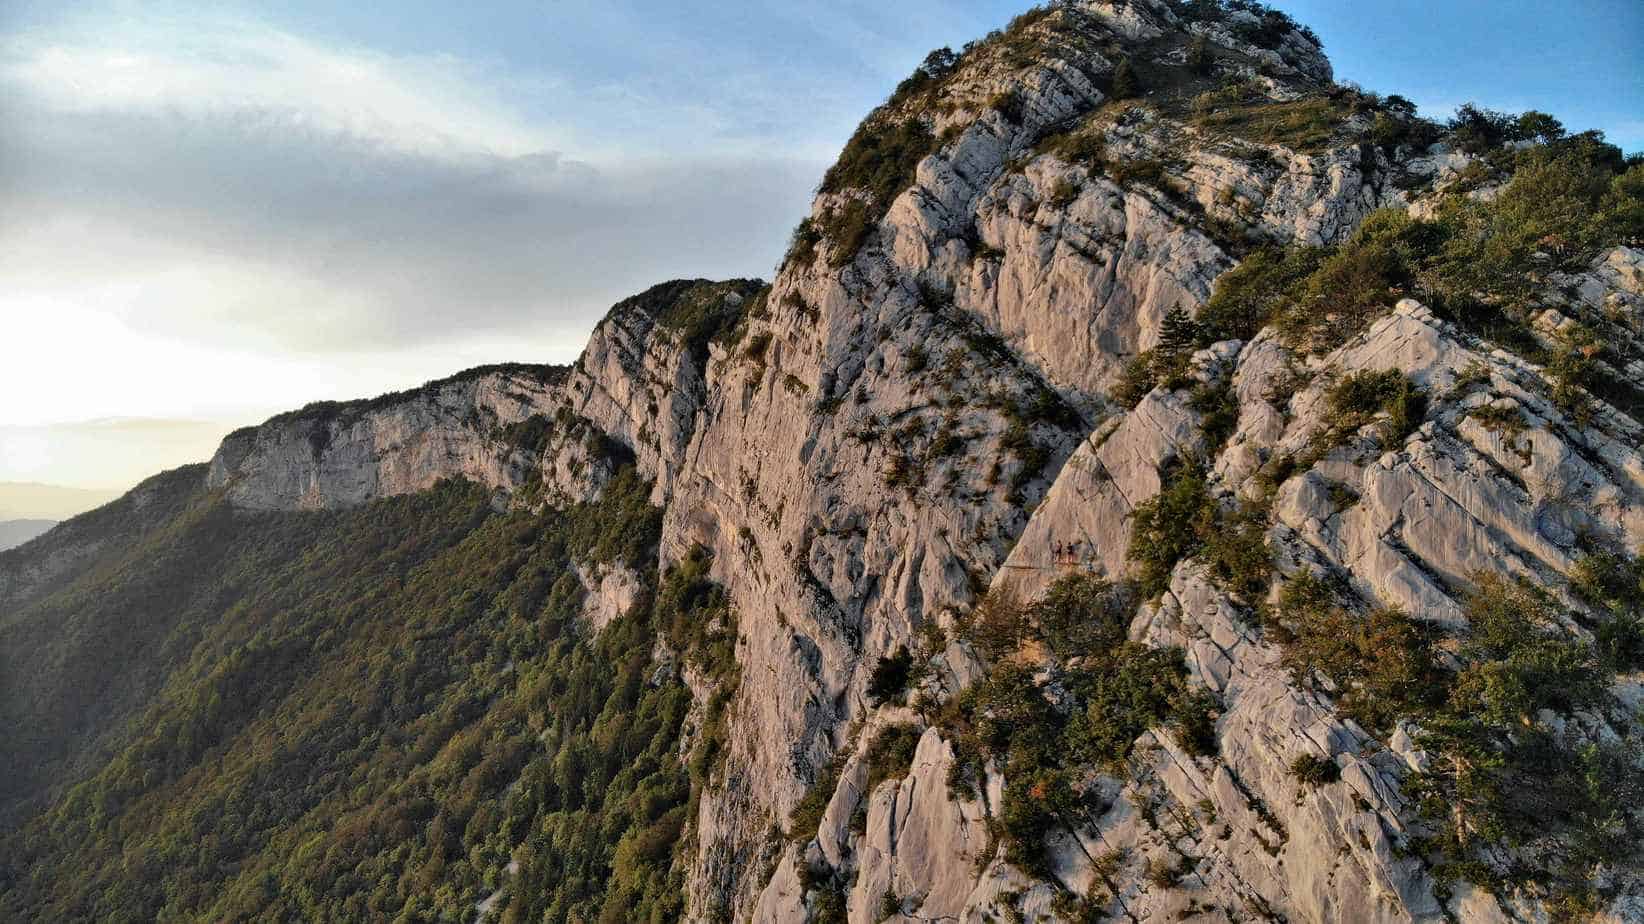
xmin=5 ymin=1 xmax=1644 ymax=921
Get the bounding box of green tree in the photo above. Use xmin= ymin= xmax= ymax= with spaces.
xmin=1110 ymin=57 xmax=1138 ymax=100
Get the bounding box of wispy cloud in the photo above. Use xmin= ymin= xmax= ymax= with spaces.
xmin=2 ymin=15 xmax=560 ymax=159
xmin=0 ymin=12 xmax=823 ymax=372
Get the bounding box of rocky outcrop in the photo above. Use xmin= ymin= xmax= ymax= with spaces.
xmin=665 ymin=2 xmax=1439 ymax=917
xmin=562 ymin=279 xmax=767 ymax=502
xmin=205 ymin=279 xmax=762 ymax=514
xmin=207 ymin=364 xmax=563 ymax=511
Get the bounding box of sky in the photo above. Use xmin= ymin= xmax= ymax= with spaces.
xmin=1 ymin=0 xmax=1639 ymax=494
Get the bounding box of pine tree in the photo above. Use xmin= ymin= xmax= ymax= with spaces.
xmin=1110 ymin=57 xmax=1138 ymax=100
xmin=1157 ymin=305 xmax=1200 ymax=359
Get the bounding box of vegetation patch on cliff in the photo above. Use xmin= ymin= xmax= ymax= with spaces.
xmin=943 ymin=575 xmax=1217 ymax=876
xmin=1265 ymin=566 xmax=1644 ymax=912
xmin=1188 ymin=128 xmax=1642 ymax=369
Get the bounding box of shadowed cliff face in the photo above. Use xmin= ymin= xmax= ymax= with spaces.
xmin=7 ymin=1 xmax=1644 ymax=922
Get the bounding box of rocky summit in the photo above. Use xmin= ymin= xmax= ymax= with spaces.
xmin=4 ymin=2 xmax=1644 ymax=922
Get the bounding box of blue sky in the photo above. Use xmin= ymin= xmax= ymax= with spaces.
xmin=0 ymin=0 xmax=1639 ymax=490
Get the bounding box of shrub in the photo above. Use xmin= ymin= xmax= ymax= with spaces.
xmin=744 ymin=331 xmax=774 ymax=364
xmin=1109 ymin=157 xmax=1167 ymax=189
xmin=999 ymin=768 xmax=1077 ymax=874
xmin=1328 ymin=368 xmax=1407 ymax=417
xmin=1229 ymin=3 xmax=1316 ymax=49
xmin=1188 ymin=381 xmax=1239 ymax=453
xmin=1598 ymin=613 xmax=1644 ymax=676
xmin=1368 ymin=110 xmax=1442 ymax=153
xmin=812 ymin=112 xmax=937 ymax=265
xmin=1456 ymin=574 xmax=1606 ymax=717
xmin=959 ymin=582 xmax=1030 ymax=663
xmin=1289 ymin=752 xmax=1340 ymax=786
xmin=1571 ymin=551 xmax=1644 ymax=671
xmin=1196 ymin=245 xmax=1323 ymax=343
xmin=1429 ymin=133 xmax=1636 ymax=311
xmin=866 ymin=647 xmax=915 ymax=705
xmin=1322 ymin=369 xmax=1427 ymax=449
xmin=1199 ymin=504 xmax=1272 ymax=600
xmin=1191 ymin=90 xmax=1357 ymax=154
xmin=1067 ymin=644 xmax=1212 ymax=767
xmin=1278 ymin=219 xmax=1414 ymax=349
xmin=818 ymin=200 xmax=875 ymax=268
xmin=1113 ymin=352 xmax=1159 ymax=409
xmin=1186 ymin=34 xmax=1213 ymax=75
xmin=864 ymin=724 xmax=923 ymax=791
xmin=1032 ymin=575 xmax=1134 ymax=660
xmin=990 ymin=90 xmax=1025 ymax=124
xmin=1126 ymin=467 xmax=1215 ymax=596
xmin=1404 ymin=574 xmax=1642 ymax=905
xmin=1041 ymin=128 xmax=1107 ymax=172
xmin=821 ymin=119 xmax=935 ymax=206
xmin=1144 ymin=854 xmax=1187 ymax=889
xmin=1275 ymin=574 xmax=1444 ymax=733
xmin=1516 ymin=111 xmax=1565 ymax=145
xmin=890 ymin=47 xmax=959 ymax=105
xmin=787 ymin=218 xmax=821 ymax=267
xmin=1446 ymin=102 xmax=1520 ymax=154
xmin=941 ymin=585 xmax=1217 ymax=874
xmin=789 ymin=755 xmax=844 ymax=843
xmin=1264 ymin=558 xmax=1644 ymax=906
xmin=1466 ymin=403 xmax=1526 ymax=436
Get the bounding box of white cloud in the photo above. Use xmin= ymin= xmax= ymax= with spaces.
xmin=2 ymin=15 xmax=563 ymax=160
xmin=0 ymin=10 xmax=823 ymax=433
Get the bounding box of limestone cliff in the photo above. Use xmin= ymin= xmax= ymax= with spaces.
xmin=192 ymin=1 xmax=1644 ymax=921
xmin=207 ymin=364 xmax=565 ymax=511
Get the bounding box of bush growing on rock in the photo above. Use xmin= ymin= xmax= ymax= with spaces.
xmin=864 ymin=723 xmax=923 ymax=791
xmin=1273 ymin=572 xmax=1445 ymax=733
xmin=958 ymin=581 xmax=1031 ymax=663
xmin=1127 ymin=466 xmax=1216 ymax=596
xmin=866 ymin=647 xmax=915 ymax=705
xmin=1407 ymin=574 xmax=1639 ymax=905
xmin=1183 ymin=130 xmax=1642 ymax=379
xmin=1113 ymin=351 xmax=1160 ymax=409
xmin=1266 ymin=566 xmax=1643 ymax=907
xmin=939 ymin=577 xmax=1218 ymax=875
xmin=788 ymin=753 xmax=845 ymax=844
xmin=1196 ymin=245 xmax=1323 ymax=343
xmin=1125 ymin=460 xmax=1274 ymax=601
xmin=1109 ymin=57 xmax=1138 ymax=100
xmin=1571 ymin=551 xmax=1644 ymax=671
xmin=1288 ymin=752 xmax=1340 ymax=786
xmin=1323 ymin=368 xmax=1428 ymax=448
xmin=1186 ymin=34 xmax=1213 ymax=75
xmin=1032 ymin=574 xmax=1134 ymax=660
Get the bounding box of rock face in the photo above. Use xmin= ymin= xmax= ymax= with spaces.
xmin=194 ymin=1 xmax=1644 ymax=921
xmin=206 ymin=278 xmax=764 ymax=513
xmin=207 ymin=365 xmax=564 ymax=511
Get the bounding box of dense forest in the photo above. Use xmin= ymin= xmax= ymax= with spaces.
xmin=0 ymin=464 xmax=737 ymax=922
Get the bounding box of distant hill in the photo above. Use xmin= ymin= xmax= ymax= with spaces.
xmin=0 ymin=482 xmax=120 ymax=521
xmin=0 ymin=520 xmax=55 ymax=552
